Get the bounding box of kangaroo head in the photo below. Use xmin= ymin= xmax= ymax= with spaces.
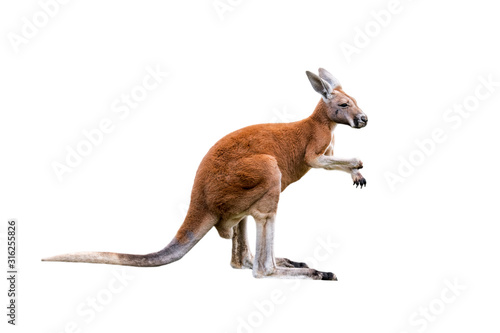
xmin=306 ymin=68 xmax=368 ymax=129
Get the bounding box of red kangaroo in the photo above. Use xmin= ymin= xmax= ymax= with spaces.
xmin=43 ymin=68 xmax=368 ymax=280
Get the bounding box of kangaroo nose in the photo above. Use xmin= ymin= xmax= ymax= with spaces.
xmin=359 ymin=114 xmax=368 ymax=123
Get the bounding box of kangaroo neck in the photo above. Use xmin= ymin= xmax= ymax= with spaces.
xmin=308 ymin=99 xmax=337 ymax=133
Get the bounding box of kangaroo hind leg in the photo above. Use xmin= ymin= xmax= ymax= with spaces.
xmin=230 ymin=217 xmax=254 ymax=269
xmin=230 ymin=217 xmax=309 ymax=269
xmin=252 ymin=213 xmax=336 ymax=280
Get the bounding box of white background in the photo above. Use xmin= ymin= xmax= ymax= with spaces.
xmin=1 ymin=0 xmax=499 ymax=332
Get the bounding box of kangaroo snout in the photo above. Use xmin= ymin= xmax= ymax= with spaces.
xmin=354 ymin=113 xmax=368 ymax=128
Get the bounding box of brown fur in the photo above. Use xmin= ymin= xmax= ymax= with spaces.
xmin=193 ymin=100 xmax=330 ymax=220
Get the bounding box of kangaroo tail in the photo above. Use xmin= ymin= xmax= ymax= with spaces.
xmin=42 ymin=210 xmax=216 ymax=267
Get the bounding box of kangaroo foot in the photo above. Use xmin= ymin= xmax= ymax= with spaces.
xmin=253 ymin=267 xmax=337 ymax=280
xmin=276 ymin=257 xmax=309 ymax=268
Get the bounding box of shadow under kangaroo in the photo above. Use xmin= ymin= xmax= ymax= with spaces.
xmin=43 ymin=68 xmax=368 ymax=280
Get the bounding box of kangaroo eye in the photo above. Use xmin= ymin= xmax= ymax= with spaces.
xmin=339 ymin=103 xmax=348 ymax=108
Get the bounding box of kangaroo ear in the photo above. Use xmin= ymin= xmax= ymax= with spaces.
xmin=318 ymin=68 xmax=341 ymax=90
xmin=306 ymin=71 xmax=333 ymax=101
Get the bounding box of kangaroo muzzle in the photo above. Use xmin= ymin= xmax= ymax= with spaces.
xmin=353 ymin=113 xmax=368 ymax=128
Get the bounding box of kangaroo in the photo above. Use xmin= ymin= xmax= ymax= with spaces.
xmin=43 ymin=68 xmax=368 ymax=280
